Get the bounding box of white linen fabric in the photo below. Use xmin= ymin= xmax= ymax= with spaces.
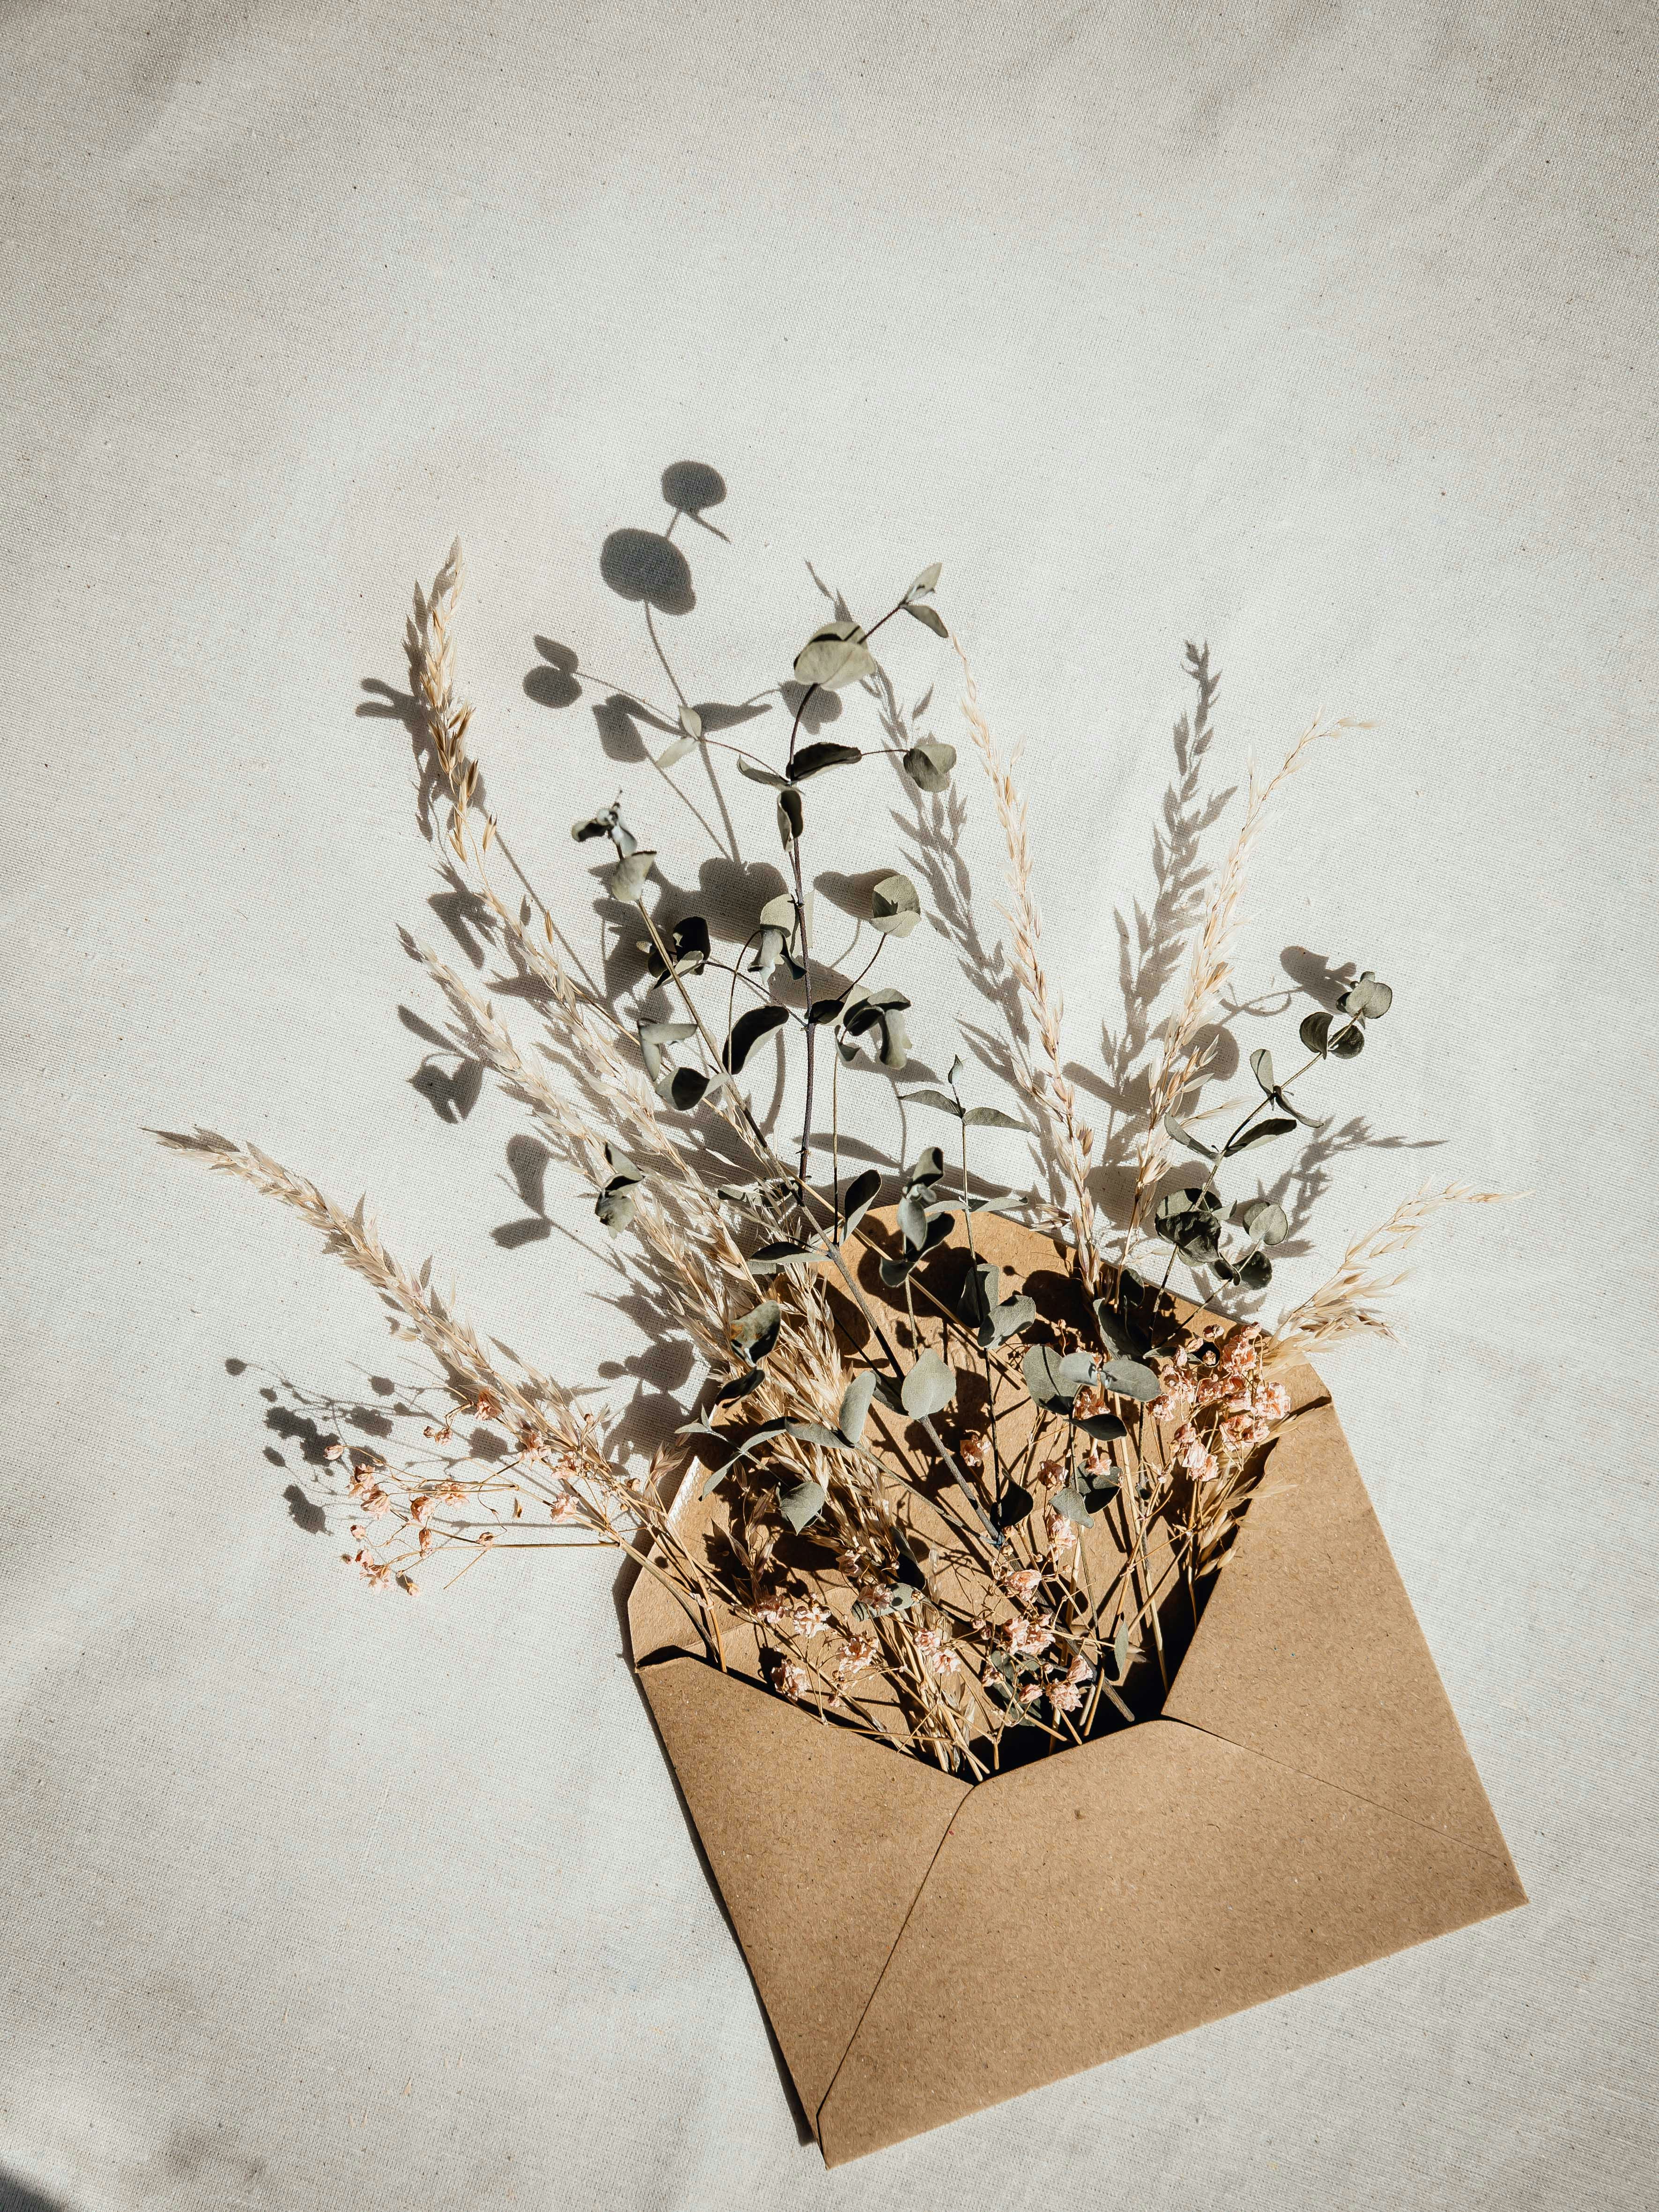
xmin=2 ymin=5 xmax=1653 ymax=2207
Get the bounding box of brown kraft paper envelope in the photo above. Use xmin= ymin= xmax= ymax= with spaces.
xmin=627 ymin=1232 xmax=1526 ymax=2164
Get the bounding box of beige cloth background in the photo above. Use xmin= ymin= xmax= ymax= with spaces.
xmin=2 ymin=4 xmax=1654 ymax=2207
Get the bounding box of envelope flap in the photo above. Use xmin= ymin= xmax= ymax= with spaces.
xmin=817 ymin=1717 xmax=1525 ymax=2166
xmin=637 ymin=1657 xmax=969 ymax=2123
xmin=1164 ymin=1385 xmax=1513 ymax=1857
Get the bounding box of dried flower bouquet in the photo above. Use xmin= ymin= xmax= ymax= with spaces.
xmin=164 ymin=526 xmax=1503 ymax=1781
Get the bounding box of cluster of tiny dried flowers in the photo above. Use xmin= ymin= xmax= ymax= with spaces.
xmin=1148 ymin=1323 xmax=1288 ymax=1484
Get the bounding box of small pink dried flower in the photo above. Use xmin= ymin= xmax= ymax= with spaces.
xmin=1004 ymin=1567 xmax=1043 ymax=1602
xmin=324 ymin=1441 xmax=344 ymax=1462
xmin=778 ymin=1662 xmax=814 ymax=1702
xmin=548 ymin=1494 xmax=582 ymax=1525
xmin=397 ymin=1574 xmax=420 ymax=1597
xmin=1000 ymin=1615 xmax=1054 ymax=1657
xmin=837 ymin=1634 xmax=879 ymax=1679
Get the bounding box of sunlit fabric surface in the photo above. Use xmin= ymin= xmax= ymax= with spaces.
xmin=1 ymin=5 xmax=1653 ymax=2207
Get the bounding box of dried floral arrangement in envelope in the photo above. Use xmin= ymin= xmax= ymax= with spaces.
xmin=164 ymin=481 xmax=1524 ymax=2160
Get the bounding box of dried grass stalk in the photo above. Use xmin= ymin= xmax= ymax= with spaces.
xmin=1127 ymin=711 xmax=1362 ymax=1243
xmin=955 ymin=640 xmax=1101 ymax=1290
xmin=1270 ymin=1182 xmax=1515 ymax=1353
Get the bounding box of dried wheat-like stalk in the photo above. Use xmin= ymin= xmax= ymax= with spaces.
xmin=1270 ymin=1182 xmax=1514 ymax=1353
xmin=157 ymin=1128 xmax=573 ymax=1436
xmin=955 ymin=640 xmax=1101 ymax=1290
xmin=407 ymin=538 xmax=479 ymax=856
xmin=1126 ymin=711 xmax=1361 ymax=1243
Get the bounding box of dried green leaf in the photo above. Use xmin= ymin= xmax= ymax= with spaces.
xmin=1242 ymin=1199 xmax=1290 ymax=1245
xmin=723 ymin=1003 xmax=789 ymax=1073
xmin=777 ymin=1477 xmax=827 ymax=1532
xmin=1051 ymin=1486 xmax=1095 ymax=1527
xmin=905 ymin=1088 xmax=963 ymax=1117
xmin=677 ymin=703 xmax=703 ymax=740
xmin=603 ymin=1144 xmax=644 ymax=1186
xmin=669 ymin=1067 xmax=709 ymax=1111
xmin=902 ymin=601 xmax=948 ymax=636
xmin=791 ymin=740 xmax=862 ymax=780
xmin=1223 ymin=1116 xmax=1297 ymax=1156
xmin=736 ymin=757 xmax=792 ymax=790
xmin=1077 ymin=1411 xmax=1127 ymax=1442
xmin=654 ymin=732 xmax=696 ymax=769
xmin=607 ymin=848 xmax=656 ymax=903
xmin=1099 ymin=1356 xmax=1162 ymax=1403
xmin=963 ymin=1105 xmax=1023 ymax=1130
xmin=1250 ymin=1047 xmax=1276 ymax=1095
xmin=1022 ymin=1345 xmax=1095 ymax=1408
xmin=840 ymin=1167 xmax=881 ymax=1241
xmin=749 ymin=1240 xmax=815 ymax=1276
xmin=637 ymin=1019 xmax=697 ymax=1080
xmin=777 ymin=787 xmax=803 ymax=846
xmin=1164 ymin=1111 xmax=1218 ymax=1161
xmin=837 ymin=1371 xmax=877 ymax=1445
xmin=593 ymin=1187 xmax=637 ymax=1231
xmin=732 ymin=1299 xmax=782 ymax=1361
xmin=990 ymin=1483 xmax=1034 ymax=1530
xmin=908 ymin=561 xmax=943 ymax=596
xmin=900 ymin=1349 xmax=957 ymax=1419
xmin=869 ymin=872 xmax=921 ymax=937
xmin=793 ymin=619 xmax=875 ymax=689
xmin=901 ymin=739 xmax=956 ymax=792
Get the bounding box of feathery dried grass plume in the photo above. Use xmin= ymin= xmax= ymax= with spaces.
xmin=1127 ymin=710 xmax=1364 ymax=1246
xmin=955 ymin=638 xmax=1101 ymax=1290
xmin=1271 ymin=1182 xmax=1515 ymax=1353
xmin=407 ymin=537 xmax=480 ymax=855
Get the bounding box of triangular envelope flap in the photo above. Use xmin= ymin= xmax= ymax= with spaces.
xmin=817 ymin=1718 xmax=1526 ymax=2167
xmin=1165 ymin=1383 xmax=1515 ymax=1858
xmin=637 ymin=1657 xmax=969 ymax=2123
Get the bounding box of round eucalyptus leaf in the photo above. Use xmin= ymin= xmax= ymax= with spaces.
xmin=1331 ymin=1021 xmax=1366 ymax=1059
xmin=900 ymin=1349 xmax=957 ymax=1419
xmin=1242 ymin=1199 xmax=1290 ymax=1245
xmin=1250 ymin=1047 xmax=1276 ymax=1095
xmin=1099 ymin=1357 xmax=1162 ymax=1403
xmin=669 ymin=1067 xmax=709 ymax=1111
xmin=777 ymin=1477 xmax=828 ymax=1532
xmin=777 ymin=787 xmax=804 ymax=846
xmin=901 ymin=739 xmax=956 ymax=791
xmin=793 ymin=620 xmax=876 ymax=689
xmin=607 ymin=848 xmax=656 ymax=904
xmin=732 ymin=1299 xmax=782 ymax=1360
xmin=593 ymin=1187 xmax=637 ymax=1231
xmin=869 ymin=872 xmax=922 ymax=937
xmin=1078 ymin=1411 xmax=1127 ymax=1441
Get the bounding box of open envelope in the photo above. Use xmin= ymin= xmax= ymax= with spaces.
xmin=628 ymin=1281 xmax=1525 ymax=2163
